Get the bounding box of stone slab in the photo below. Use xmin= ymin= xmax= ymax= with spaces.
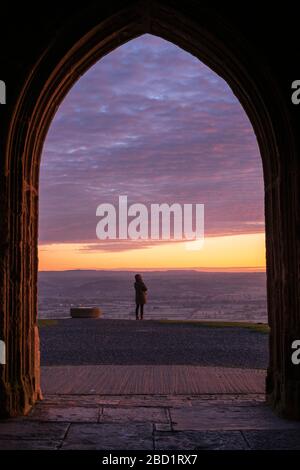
xmin=0 ymin=421 xmax=68 ymax=440
xmin=170 ymin=401 xmax=300 ymax=431
xmin=61 ymin=423 xmax=153 ymax=450
xmin=155 ymin=430 xmax=248 ymax=450
xmin=100 ymin=406 xmax=169 ymax=423
xmin=243 ymin=430 xmax=300 ymax=450
xmin=28 ymin=405 xmax=99 ymax=422
xmin=0 ymin=439 xmax=61 ymax=450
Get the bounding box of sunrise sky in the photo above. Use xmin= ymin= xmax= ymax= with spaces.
xmin=39 ymin=34 xmax=265 ymax=271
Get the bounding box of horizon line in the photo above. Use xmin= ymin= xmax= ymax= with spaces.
xmin=38 ymin=266 xmax=266 ymax=273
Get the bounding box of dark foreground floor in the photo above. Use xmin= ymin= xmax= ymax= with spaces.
xmin=40 ymin=319 xmax=268 ymax=369
xmin=1 ymin=394 xmax=300 ymax=450
xmin=1 ymin=321 xmax=299 ymax=450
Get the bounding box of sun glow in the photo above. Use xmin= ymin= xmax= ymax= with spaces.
xmin=38 ymin=232 xmax=265 ymax=271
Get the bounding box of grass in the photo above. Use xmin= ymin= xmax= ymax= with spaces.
xmin=38 ymin=319 xmax=58 ymax=328
xmin=158 ymin=320 xmax=270 ymax=334
xmin=36 ymin=317 xmax=269 ymax=333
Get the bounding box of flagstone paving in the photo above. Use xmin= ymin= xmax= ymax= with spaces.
xmin=1 ymin=393 xmax=300 ymax=450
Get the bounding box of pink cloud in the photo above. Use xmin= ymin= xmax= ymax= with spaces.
xmin=39 ymin=34 xmax=264 ymax=251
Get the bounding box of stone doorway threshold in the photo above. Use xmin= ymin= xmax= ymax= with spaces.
xmin=1 ymin=367 xmax=300 ymax=450
xmin=1 ymin=393 xmax=300 ymax=450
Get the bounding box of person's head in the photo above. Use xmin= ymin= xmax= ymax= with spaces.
xmin=135 ymin=274 xmax=142 ymax=282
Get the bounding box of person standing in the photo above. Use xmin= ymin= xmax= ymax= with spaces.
xmin=134 ymin=274 xmax=148 ymax=320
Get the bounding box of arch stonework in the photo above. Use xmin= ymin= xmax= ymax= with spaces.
xmin=0 ymin=1 xmax=300 ymax=418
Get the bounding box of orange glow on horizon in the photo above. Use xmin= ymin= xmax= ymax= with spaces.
xmin=38 ymin=232 xmax=266 ymax=271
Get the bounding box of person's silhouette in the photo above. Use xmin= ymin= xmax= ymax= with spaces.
xmin=134 ymin=274 xmax=148 ymax=320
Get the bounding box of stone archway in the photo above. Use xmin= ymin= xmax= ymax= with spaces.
xmin=1 ymin=1 xmax=299 ymax=418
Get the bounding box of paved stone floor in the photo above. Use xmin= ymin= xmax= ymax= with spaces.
xmin=1 ymin=394 xmax=300 ymax=450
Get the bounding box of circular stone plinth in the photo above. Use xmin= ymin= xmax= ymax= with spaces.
xmin=70 ymin=307 xmax=102 ymax=318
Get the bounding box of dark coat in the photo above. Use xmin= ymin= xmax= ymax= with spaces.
xmin=134 ymin=280 xmax=148 ymax=304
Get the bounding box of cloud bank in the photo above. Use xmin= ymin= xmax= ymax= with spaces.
xmin=39 ymin=34 xmax=264 ymax=252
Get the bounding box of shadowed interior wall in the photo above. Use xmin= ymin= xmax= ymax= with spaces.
xmin=0 ymin=0 xmax=299 ymax=418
